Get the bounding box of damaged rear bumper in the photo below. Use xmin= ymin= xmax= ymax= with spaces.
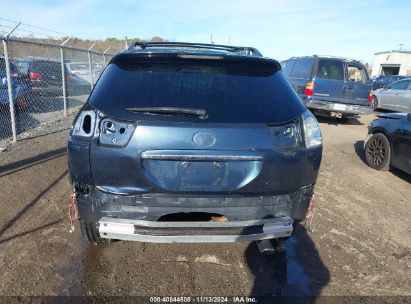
xmin=98 ymin=216 xmax=293 ymax=243
xmin=76 ymin=184 xmax=314 ymax=224
xmin=75 ymin=185 xmax=314 ymax=242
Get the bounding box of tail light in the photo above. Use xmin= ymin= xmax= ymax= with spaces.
xmin=304 ymin=81 xmax=314 ymax=96
xmin=65 ymin=73 xmax=76 ymax=81
xmin=302 ymin=110 xmax=322 ymax=148
xmin=29 ymin=72 xmax=42 ymax=80
xmin=16 ymin=97 xmax=27 ymax=107
xmin=367 ymin=92 xmax=373 ymax=103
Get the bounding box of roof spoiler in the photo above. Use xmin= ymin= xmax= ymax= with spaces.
xmin=127 ymin=41 xmax=263 ymax=57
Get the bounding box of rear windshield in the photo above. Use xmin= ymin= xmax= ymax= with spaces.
xmin=89 ymin=58 xmax=305 ymax=124
xmin=289 ymin=58 xmax=314 ymax=79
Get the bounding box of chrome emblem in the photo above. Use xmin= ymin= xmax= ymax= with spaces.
xmin=192 ymin=132 xmax=216 ymax=147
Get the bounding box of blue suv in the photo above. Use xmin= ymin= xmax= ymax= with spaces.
xmin=282 ymin=56 xmax=373 ymax=122
xmin=68 ymin=42 xmax=322 ymax=245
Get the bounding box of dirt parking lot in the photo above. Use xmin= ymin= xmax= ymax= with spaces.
xmin=0 ymin=113 xmax=410 ymax=299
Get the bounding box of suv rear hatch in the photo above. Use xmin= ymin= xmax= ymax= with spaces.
xmin=86 ymin=53 xmax=313 ymax=196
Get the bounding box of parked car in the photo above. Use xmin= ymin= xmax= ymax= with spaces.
xmin=281 ymin=56 xmax=373 ymax=122
xmin=68 ymin=42 xmax=322 ymax=247
xmin=0 ymin=56 xmax=31 ymax=112
xmin=364 ymin=113 xmax=411 ymax=174
xmin=372 ymin=79 xmax=411 ymax=112
xmin=17 ymin=57 xmax=90 ymax=97
xmin=372 ymin=75 xmax=410 ymax=90
xmin=65 ymin=61 xmax=103 ymax=85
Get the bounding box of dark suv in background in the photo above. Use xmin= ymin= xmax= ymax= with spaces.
xmin=281 ymin=56 xmax=373 ymax=122
xmin=68 ymin=42 xmax=322 ymax=248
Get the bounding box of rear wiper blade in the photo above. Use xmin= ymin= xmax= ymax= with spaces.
xmin=126 ymin=107 xmax=207 ymax=119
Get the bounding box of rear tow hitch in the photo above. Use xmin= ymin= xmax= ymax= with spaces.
xmin=256 ymin=238 xmax=285 ymax=255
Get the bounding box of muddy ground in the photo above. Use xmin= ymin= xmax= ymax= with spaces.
xmin=0 ymin=113 xmax=410 ymax=299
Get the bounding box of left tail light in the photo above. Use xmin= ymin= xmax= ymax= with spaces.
xmin=71 ymin=110 xmax=96 ymax=137
xmin=304 ymin=81 xmax=315 ymax=96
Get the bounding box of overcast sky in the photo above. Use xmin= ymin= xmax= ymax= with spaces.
xmin=1 ymin=0 xmax=410 ymax=63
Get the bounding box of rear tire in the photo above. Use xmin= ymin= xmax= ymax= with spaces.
xmin=365 ymin=133 xmax=391 ymax=170
xmin=372 ymin=96 xmax=379 ymax=111
xmin=80 ymin=220 xmax=110 ymax=244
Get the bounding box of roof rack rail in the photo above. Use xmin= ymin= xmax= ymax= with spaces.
xmin=287 ymin=54 xmax=361 ymax=63
xmin=127 ymin=41 xmax=263 ymax=57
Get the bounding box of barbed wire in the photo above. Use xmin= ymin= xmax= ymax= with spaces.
xmin=0 ymin=17 xmax=69 ymax=38
xmin=0 ymin=23 xmax=61 ymax=38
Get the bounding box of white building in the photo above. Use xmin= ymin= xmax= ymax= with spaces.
xmin=371 ymin=50 xmax=411 ymax=77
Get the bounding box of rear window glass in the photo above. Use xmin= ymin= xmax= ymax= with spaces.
xmin=316 ymin=60 xmax=343 ymax=80
xmin=17 ymin=61 xmax=29 ymax=74
xmin=289 ymin=58 xmax=314 ymax=79
xmin=89 ymin=58 xmax=305 ymax=124
xmin=281 ymin=60 xmax=295 ymax=76
xmin=33 ymin=61 xmax=61 ymax=74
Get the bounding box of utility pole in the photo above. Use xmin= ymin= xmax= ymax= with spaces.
xmin=124 ymin=36 xmax=128 ymax=50
xmin=210 ymin=35 xmax=214 ymax=44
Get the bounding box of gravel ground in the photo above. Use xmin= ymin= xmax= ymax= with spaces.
xmin=0 ymin=113 xmax=410 ymax=299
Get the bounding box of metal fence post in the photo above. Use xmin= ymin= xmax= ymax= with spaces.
xmin=2 ymin=38 xmax=17 ymax=142
xmin=88 ymin=42 xmax=96 ymax=90
xmin=103 ymin=47 xmax=110 ymax=66
xmin=2 ymin=22 xmax=21 ymax=142
xmin=60 ymin=37 xmax=71 ymax=117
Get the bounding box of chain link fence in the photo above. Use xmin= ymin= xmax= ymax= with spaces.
xmin=0 ymin=36 xmax=116 ymax=148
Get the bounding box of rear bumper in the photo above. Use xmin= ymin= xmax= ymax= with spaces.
xmin=303 ymin=97 xmax=373 ymax=115
xmin=76 ymin=184 xmax=315 ymax=224
xmin=98 ymin=216 xmax=293 ymax=243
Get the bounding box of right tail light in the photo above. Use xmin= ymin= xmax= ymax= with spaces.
xmin=302 ymin=110 xmax=322 ymax=148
